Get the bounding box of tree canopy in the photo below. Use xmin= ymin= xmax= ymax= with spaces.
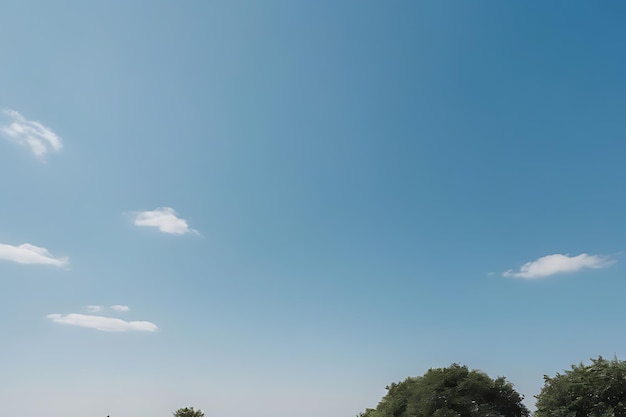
xmin=360 ymin=363 xmax=529 ymax=417
xmin=535 ymin=356 xmax=626 ymax=417
xmin=173 ymin=406 xmax=205 ymax=417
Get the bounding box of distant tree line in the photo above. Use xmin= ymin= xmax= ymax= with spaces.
xmin=360 ymin=356 xmax=626 ymax=417
xmin=170 ymin=357 xmax=626 ymax=417
xmin=173 ymin=407 xmax=204 ymax=417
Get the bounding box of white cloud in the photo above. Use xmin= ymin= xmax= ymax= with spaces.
xmin=85 ymin=305 xmax=102 ymax=313
xmin=47 ymin=313 xmax=158 ymax=332
xmin=132 ymin=207 xmax=199 ymax=235
xmin=0 ymin=242 xmax=68 ymax=268
xmin=1 ymin=109 xmax=63 ymax=160
xmin=110 ymin=305 xmax=130 ymax=312
xmin=503 ymin=253 xmax=614 ymax=279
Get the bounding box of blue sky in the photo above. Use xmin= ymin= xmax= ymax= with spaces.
xmin=1 ymin=1 xmax=626 ymax=416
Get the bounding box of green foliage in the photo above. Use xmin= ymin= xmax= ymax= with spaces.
xmin=535 ymin=356 xmax=626 ymax=417
xmin=359 ymin=363 xmax=529 ymax=417
xmin=173 ymin=406 xmax=205 ymax=417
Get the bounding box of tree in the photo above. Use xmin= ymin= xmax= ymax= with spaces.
xmin=173 ymin=407 xmax=205 ymax=417
xmin=359 ymin=363 xmax=529 ymax=417
xmin=535 ymin=356 xmax=626 ymax=417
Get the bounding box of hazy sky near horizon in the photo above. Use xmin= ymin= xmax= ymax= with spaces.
xmin=2 ymin=2 xmax=626 ymax=416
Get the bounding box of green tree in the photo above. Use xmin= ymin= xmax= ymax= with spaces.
xmin=173 ymin=406 xmax=205 ymax=417
xmin=360 ymin=363 xmax=529 ymax=417
xmin=535 ymin=356 xmax=626 ymax=417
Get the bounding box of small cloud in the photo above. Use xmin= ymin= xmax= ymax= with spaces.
xmin=503 ymin=253 xmax=614 ymax=279
xmin=0 ymin=242 xmax=68 ymax=268
xmin=110 ymin=305 xmax=130 ymax=312
xmin=47 ymin=313 xmax=158 ymax=332
xmin=85 ymin=305 xmax=102 ymax=313
xmin=1 ymin=109 xmax=63 ymax=160
xmin=131 ymin=207 xmax=199 ymax=235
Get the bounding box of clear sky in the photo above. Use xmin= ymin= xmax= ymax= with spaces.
xmin=1 ymin=1 xmax=626 ymax=417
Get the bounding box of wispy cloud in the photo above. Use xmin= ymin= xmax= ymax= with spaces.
xmin=47 ymin=313 xmax=158 ymax=332
xmin=131 ymin=207 xmax=199 ymax=235
xmin=0 ymin=243 xmax=68 ymax=268
xmin=503 ymin=253 xmax=614 ymax=279
xmin=85 ymin=305 xmax=130 ymax=313
xmin=0 ymin=109 xmax=63 ymax=160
